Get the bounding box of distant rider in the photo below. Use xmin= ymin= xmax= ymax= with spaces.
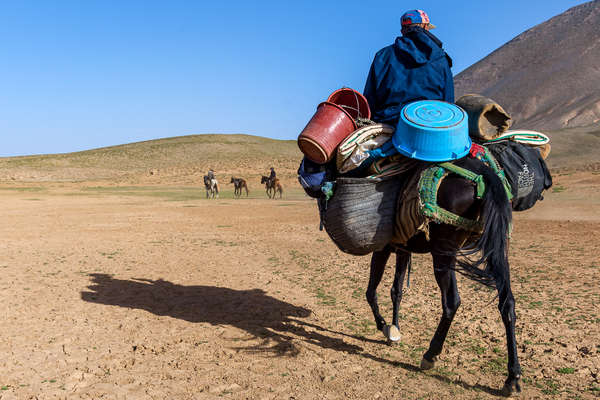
xmin=269 ymin=167 xmax=276 ymax=183
xmin=207 ymin=169 xmax=215 ymax=180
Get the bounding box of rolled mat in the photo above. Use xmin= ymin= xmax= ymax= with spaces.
xmin=484 ymin=130 xmax=551 ymax=160
xmin=456 ymin=94 xmax=512 ymax=141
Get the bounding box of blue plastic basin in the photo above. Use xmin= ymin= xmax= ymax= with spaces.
xmin=392 ymin=100 xmax=471 ymax=162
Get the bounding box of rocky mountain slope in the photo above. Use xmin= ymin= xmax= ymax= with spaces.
xmin=455 ymin=0 xmax=600 ymax=131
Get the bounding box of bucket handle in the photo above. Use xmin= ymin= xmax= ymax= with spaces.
xmin=343 ymin=86 xmax=364 ymax=119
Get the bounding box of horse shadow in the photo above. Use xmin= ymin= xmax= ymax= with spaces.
xmin=80 ymin=274 xmax=502 ymax=396
xmin=81 ymin=274 xmax=362 ymax=356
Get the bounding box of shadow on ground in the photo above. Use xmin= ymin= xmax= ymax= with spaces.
xmin=81 ymin=273 xmax=502 ymax=396
xmin=81 ymin=273 xmax=363 ymax=356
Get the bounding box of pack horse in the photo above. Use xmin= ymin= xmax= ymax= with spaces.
xmin=361 ymin=157 xmax=522 ymax=396
xmin=230 ymin=177 xmax=249 ymax=198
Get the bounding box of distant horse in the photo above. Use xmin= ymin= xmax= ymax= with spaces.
xmin=230 ymin=177 xmax=249 ymax=198
xmin=363 ymin=157 xmax=522 ymax=396
xmin=261 ymin=176 xmax=283 ymax=199
xmin=203 ymin=175 xmax=219 ymax=199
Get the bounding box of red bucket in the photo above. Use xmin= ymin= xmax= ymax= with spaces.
xmin=327 ymin=88 xmax=371 ymax=120
xmin=298 ymin=102 xmax=357 ymax=164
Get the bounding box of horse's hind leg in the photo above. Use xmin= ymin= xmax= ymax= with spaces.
xmin=498 ymin=282 xmax=522 ymax=396
xmin=421 ymin=253 xmax=461 ymax=370
xmin=366 ymin=246 xmax=392 ymax=333
xmin=386 ymin=251 xmax=410 ymax=342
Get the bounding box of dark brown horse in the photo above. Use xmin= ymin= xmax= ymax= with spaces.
xmin=364 ymin=157 xmax=521 ymax=396
xmin=261 ymin=176 xmax=283 ymax=199
xmin=230 ymin=177 xmax=249 ymax=198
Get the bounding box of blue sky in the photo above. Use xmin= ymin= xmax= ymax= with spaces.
xmin=0 ymin=0 xmax=590 ymax=156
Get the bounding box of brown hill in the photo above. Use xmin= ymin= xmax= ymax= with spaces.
xmin=0 ymin=134 xmax=303 ymax=185
xmin=454 ymin=0 xmax=600 ymax=131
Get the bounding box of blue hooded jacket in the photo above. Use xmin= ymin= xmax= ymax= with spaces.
xmin=363 ymin=27 xmax=454 ymax=126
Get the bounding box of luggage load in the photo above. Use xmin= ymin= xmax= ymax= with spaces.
xmin=298 ymin=88 xmax=371 ymax=165
xmin=484 ymin=130 xmax=551 ymax=159
xmin=456 ymin=94 xmax=512 ymax=140
xmin=368 ymin=154 xmax=422 ymax=179
xmin=327 ymin=88 xmax=371 ymax=120
xmin=336 ymin=123 xmax=394 ymax=174
xmin=322 ymin=176 xmax=404 ymax=256
xmin=296 ymin=90 xmax=553 ymax=256
xmin=486 ymin=141 xmax=552 ymax=211
xmin=298 ymin=101 xmax=358 ymax=164
xmin=393 ymin=100 xmax=471 ymax=161
xmin=297 ymin=157 xmax=335 ymax=198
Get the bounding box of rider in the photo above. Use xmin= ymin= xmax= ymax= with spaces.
xmin=207 ymin=168 xmax=215 ymax=180
xmin=363 ymin=9 xmax=454 ymax=127
xmin=269 ymin=167 xmax=276 ymax=183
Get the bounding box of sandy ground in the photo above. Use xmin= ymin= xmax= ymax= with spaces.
xmin=0 ymin=171 xmax=599 ymax=399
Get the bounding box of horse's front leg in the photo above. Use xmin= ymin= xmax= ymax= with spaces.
xmin=366 ymin=246 xmax=392 ymax=333
xmin=386 ymin=251 xmax=410 ymax=342
xmin=421 ymin=253 xmax=461 ymax=370
xmin=498 ymin=282 xmax=522 ymax=396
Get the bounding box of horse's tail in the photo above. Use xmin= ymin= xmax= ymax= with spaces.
xmin=455 ymin=163 xmax=512 ymax=292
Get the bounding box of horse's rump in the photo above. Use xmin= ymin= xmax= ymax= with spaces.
xmin=387 ymin=156 xmax=513 ymax=287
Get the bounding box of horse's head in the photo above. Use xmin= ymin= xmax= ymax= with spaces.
xmin=261 ymin=176 xmax=268 ymax=184
xmin=230 ymin=177 xmax=235 ymax=183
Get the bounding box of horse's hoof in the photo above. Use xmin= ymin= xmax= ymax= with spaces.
xmin=500 ymin=376 xmax=522 ymax=397
xmin=383 ymin=325 xmax=401 ymax=343
xmin=420 ymin=356 xmax=436 ymax=370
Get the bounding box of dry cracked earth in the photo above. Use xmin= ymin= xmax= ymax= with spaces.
xmin=0 ymin=171 xmax=598 ymax=399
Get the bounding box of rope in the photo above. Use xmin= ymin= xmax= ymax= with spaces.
xmin=439 ymin=162 xmax=486 ymax=198
xmin=418 ymin=166 xmax=484 ymax=233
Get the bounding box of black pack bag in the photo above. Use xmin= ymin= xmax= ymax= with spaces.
xmin=297 ymin=157 xmax=336 ymax=198
xmin=487 ymin=141 xmax=552 ymax=211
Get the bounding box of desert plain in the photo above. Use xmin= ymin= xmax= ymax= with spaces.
xmin=0 ymin=135 xmax=598 ymax=400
